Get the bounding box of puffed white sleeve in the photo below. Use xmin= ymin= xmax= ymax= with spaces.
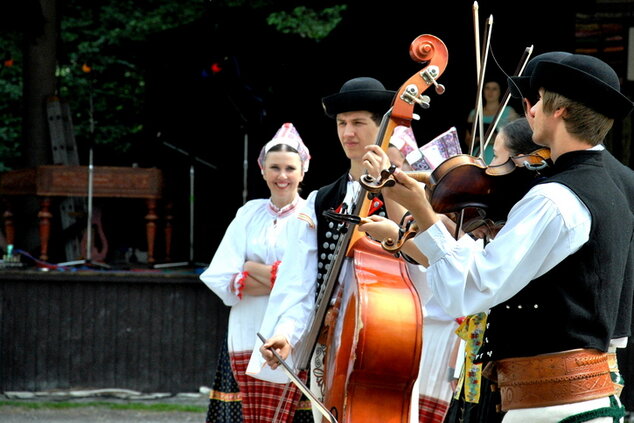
xmin=414 ymin=183 xmax=591 ymax=317
xmin=199 ymin=201 xmax=257 ymax=306
xmin=246 ymin=192 xmax=318 ymax=382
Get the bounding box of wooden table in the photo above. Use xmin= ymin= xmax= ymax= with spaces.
xmin=0 ymin=165 xmax=165 ymax=264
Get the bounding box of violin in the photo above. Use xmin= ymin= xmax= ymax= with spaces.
xmin=362 ymin=148 xmax=550 ymax=209
xmin=427 ymin=147 xmax=551 ymax=217
xmin=359 ymin=147 xmax=552 ymax=248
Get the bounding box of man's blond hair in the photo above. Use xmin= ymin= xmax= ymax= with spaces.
xmin=541 ymin=90 xmax=614 ymax=146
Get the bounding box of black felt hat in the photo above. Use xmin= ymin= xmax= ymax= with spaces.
xmin=508 ymin=51 xmax=572 ymax=103
xmin=322 ymin=77 xmax=396 ymax=118
xmin=531 ymin=54 xmax=634 ymax=119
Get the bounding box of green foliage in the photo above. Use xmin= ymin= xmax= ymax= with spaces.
xmin=267 ymin=5 xmax=348 ymax=40
xmin=0 ymin=32 xmax=24 ymax=171
xmin=0 ymin=1 xmax=347 ymax=170
xmin=0 ymin=0 xmax=207 ymax=170
xmin=57 ymin=0 xmax=207 ymax=158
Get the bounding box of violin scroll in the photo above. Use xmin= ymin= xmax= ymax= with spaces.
xmin=359 ymin=165 xmax=432 ymax=194
xmin=360 ymin=165 xmax=398 ymax=194
xmin=381 ymin=221 xmax=419 ymax=254
xmin=511 ymin=147 xmax=551 ymax=171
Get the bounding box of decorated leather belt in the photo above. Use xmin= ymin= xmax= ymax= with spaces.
xmin=492 ymin=349 xmax=615 ymax=411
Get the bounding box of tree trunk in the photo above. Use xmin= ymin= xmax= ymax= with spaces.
xmin=20 ymin=0 xmax=58 ymax=253
xmin=22 ymin=0 xmax=57 ymax=168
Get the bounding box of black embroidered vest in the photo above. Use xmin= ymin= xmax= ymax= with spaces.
xmin=601 ymin=149 xmax=634 ymax=339
xmin=313 ymin=173 xmax=386 ymax=298
xmin=477 ymin=150 xmax=634 ymax=363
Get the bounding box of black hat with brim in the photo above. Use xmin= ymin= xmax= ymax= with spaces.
xmin=531 ymin=54 xmax=633 ymax=120
xmin=322 ymin=77 xmax=396 ymax=118
xmin=508 ymin=52 xmax=572 ymax=103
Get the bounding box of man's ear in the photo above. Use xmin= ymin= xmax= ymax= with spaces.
xmin=523 ymin=98 xmax=533 ymax=114
xmin=553 ymin=106 xmax=567 ymax=119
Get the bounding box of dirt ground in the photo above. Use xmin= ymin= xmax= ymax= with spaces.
xmin=0 ymin=390 xmax=208 ymax=423
xmin=0 ymin=405 xmax=204 ymax=423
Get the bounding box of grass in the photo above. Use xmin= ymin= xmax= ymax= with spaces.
xmin=0 ymin=400 xmax=206 ymax=413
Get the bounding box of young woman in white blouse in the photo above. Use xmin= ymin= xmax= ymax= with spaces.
xmin=200 ymin=122 xmax=313 ymax=423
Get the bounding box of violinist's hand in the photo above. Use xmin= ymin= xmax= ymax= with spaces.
xmin=384 ymin=168 xmax=439 ymax=231
xmin=470 ymin=225 xmax=489 ymax=240
xmin=358 ymin=215 xmax=400 ymax=241
xmin=470 ymin=221 xmax=503 ymax=241
xmin=363 ymin=145 xmax=411 ymax=222
xmin=259 ymin=335 xmax=292 ymax=370
xmin=363 ymin=145 xmax=392 ymax=179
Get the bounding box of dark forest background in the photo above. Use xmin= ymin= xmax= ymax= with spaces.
xmin=1 ymin=0 xmax=632 ymax=264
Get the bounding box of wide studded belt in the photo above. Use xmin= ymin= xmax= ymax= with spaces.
xmin=489 ymin=349 xmax=615 ymax=411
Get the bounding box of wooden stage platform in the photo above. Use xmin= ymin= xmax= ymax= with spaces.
xmin=2 ymin=268 xmax=634 ymax=411
xmin=0 ymin=268 xmax=228 ymax=394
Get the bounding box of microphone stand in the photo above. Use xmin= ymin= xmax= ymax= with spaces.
xmin=242 ymin=124 xmax=248 ymax=205
xmin=58 ymin=84 xmax=109 ymax=269
xmin=153 ymin=139 xmax=216 ymax=269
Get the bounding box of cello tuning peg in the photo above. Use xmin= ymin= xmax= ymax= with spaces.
xmin=421 ymin=66 xmax=446 ymax=96
xmin=415 ymin=95 xmax=431 ymax=109
xmin=401 ymin=84 xmax=420 ymax=105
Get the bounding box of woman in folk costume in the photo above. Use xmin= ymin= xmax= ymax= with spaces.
xmin=200 ymin=122 xmax=313 ymax=423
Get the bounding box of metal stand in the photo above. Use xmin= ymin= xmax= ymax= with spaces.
xmin=153 ymin=139 xmax=216 ymax=269
xmin=223 ymin=92 xmax=249 ymax=205
xmin=58 ymin=86 xmax=109 ymax=269
xmin=57 ymin=145 xmax=110 ymax=269
xmin=242 ymin=126 xmax=248 ymax=205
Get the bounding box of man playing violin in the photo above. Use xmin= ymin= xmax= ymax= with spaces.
xmin=375 ymin=54 xmax=634 ymax=422
xmin=508 ymin=51 xmax=634 ymax=402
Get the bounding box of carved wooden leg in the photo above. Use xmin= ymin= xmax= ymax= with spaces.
xmin=38 ymin=197 xmax=53 ymax=261
xmin=145 ymin=198 xmax=158 ymax=265
xmin=2 ymin=202 xmax=15 ymax=246
xmin=164 ymin=200 xmax=174 ymax=263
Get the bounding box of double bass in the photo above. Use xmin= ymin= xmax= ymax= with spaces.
xmin=294 ymin=34 xmax=449 ymax=423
